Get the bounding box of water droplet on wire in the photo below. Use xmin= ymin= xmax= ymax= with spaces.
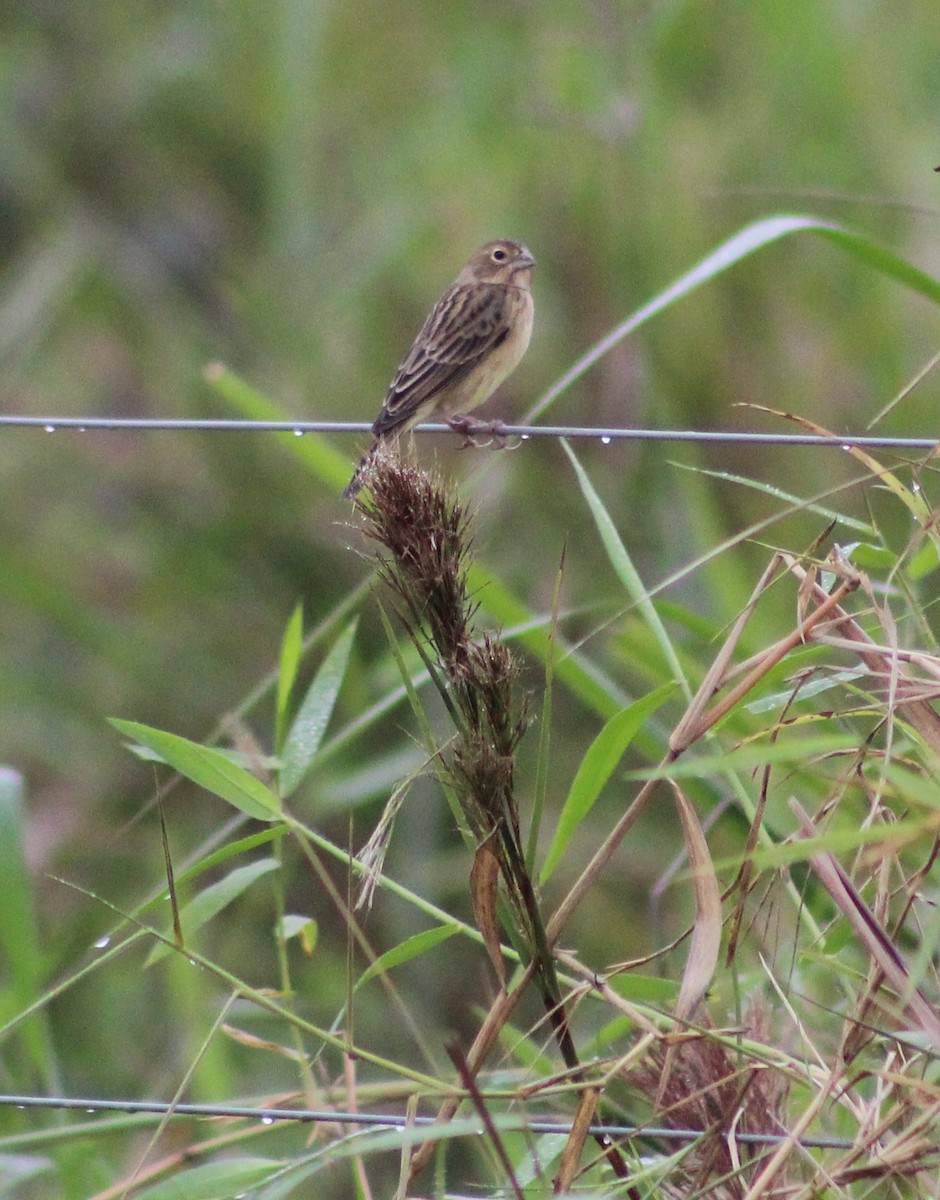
xmin=600 ymin=436 xmax=611 ymax=445
xmin=44 ymin=424 xmax=56 ymax=433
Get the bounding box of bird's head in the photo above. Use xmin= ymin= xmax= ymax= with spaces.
xmin=458 ymin=240 xmax=535 ymax=287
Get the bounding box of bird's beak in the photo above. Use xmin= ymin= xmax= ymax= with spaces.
xmin=513 ymin=247 xmax=536 ymax=272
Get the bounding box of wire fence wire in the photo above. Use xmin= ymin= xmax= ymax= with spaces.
xmin=0 ymin=413 xmax=938 ymax=450
xmin=0 ymin=1094 xmax=858 ymax=1151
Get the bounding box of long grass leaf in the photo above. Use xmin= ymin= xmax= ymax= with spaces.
xmin=541 ymin=684 xmax=674 ymax=884
xmin=146 ymin=858 xmax=281 ymax=966
xmin=275 ymin=603 xmax=304 ymax=755
xmin=356 ymin=924 xmax=461 ymax=989
xmin=671 ymin=782 xmax=721 ymax=1021
xmin=531 ymin=215 xmax=940 ymax=418
xmin=563 ymin=441 xmax=691 ymax=699
xmin=204 ymin=363 xmax=350 ymax=489
xmin=110 ymin=719 xmax=282 ymax=822
xmin=0 ymin=769 xmax=56 ymax=1085
xmin=631 ymin=732 xmax=859 ymax=778
xmin=129 ymin=1156 xmax=283 ymax=1200
xmin=671 ymin=461 xmax=876 ymax=536
xmin=280 ymin=619 xmax=358 ymax=797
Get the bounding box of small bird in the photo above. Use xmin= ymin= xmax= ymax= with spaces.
xmin=343 ymin=239 xmax=535 ymax=498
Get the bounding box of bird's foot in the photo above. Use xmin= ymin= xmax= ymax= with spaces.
xmin=447 ymin=414 xmax=511 ymax=449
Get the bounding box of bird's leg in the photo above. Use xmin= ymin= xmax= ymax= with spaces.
xmin=447 ymin=414 xmax=511 ymax=449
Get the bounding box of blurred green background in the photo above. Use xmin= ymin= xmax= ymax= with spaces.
xmin=3 ymin=0 xmax=940 ymax=1171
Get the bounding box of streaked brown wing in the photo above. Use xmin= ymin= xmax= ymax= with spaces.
xmin=372 ymin=282 xmax=511 ymax=439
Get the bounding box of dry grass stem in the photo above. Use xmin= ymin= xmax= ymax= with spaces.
xmin=358 ymin=450 xmax=631 ymax=1186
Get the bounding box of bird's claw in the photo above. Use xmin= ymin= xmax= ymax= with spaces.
xmin=447 ymin=414 xmax=511 ymax=449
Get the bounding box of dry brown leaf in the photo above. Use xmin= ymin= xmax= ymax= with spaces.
xmin=656 ymin=782 xmax=723 ymax=1109
xmin=672 ymin=781 xmax=722 ymax=1023
xmin=784 ymin=552 xmax=940 ymax=757
xmin=791 ymin=799 xmax=940 ymax=1052
xmin=470 ymin=836 xmax=506 ymax=990
xmin=554 ymin=1085 xmax=599 ymax=1195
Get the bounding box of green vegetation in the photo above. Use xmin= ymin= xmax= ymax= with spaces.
xmin=2 ymin=3 xmax=940 ymax=1196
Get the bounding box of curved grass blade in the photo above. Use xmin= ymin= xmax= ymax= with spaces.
xmin=129 ymin=1155 xmax=284 ymax=1200
xmin=356 ymin=923 xmax=461 ymax=990
xmin=629 ymin=731 xmax=858 ymax=780
xmin=670 ymin=782 xmax=721 ymax=1022
xmin=563 ymin=441 xmax=690 ymax=700
xmin=671 ymin=461 xmax=876 ymax=536
xmin=531 ymin=215 xmax=940 ymax=420
xmin=540 ymin=683 xmax=674 ymax=884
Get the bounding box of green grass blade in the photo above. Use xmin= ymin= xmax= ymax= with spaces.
xmin=0 ymin=769 xmax=57 ymax=1087
xmin=204 ymin=363 xmax=351 ymax=490
xmin=528 ymin=549 xmax=566 ymax=871
xmin=563 ymin=440 xmax=691 ymax=700
xmin=110 ymin=719 xmax=282 ymax=822
xmin=540 ymin=684 xmax=674 ymax=884
xmin=672 ymin=461 xmax=877 ymax=536
xmin=629 ymin=732 xmax=859 ymax=779
xmin=146 ymin=858 xmax=281 ymax=965
xmin=532 ymin=215 xmax=940 ymax=418
xmin=275 ymin=603 xmax=304 ymax=756
xmin=280 ymin=618 xmax=358 ymax=798
xmin=130 ymin=1156 xmax=283 ymax=1200
xmin=357 ymin=923 xmax=460 ymax=989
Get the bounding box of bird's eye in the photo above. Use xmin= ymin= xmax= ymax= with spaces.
xmin=491 ymin=247 xmax=508 ymax=262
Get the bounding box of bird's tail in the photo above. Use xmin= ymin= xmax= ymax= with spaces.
xmin=342 ymin=442 xmax=378 ymax=500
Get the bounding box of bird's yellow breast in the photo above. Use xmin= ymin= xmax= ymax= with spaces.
xmin=438 ymin=286 xmax=534 ymax=417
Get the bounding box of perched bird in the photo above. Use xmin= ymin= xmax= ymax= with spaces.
xmin=343 ymin=239 xmax=535 ymax=498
